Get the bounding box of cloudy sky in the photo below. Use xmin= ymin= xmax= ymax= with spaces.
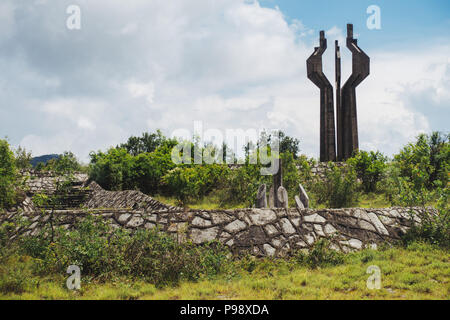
xmin=0 ymin=0 xmax=449 ymax=162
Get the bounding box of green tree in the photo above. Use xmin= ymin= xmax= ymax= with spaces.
xmin=14 ymin=146 xmax=32 ymax=170
xmin=348 ymin=150 xmax=387 ymax=193
xmin=0 ymin=140 xmax=17 ymax=209
xmin=51 ymin=152 xmax=81 ymax=174
xmin=279 ymin=131 xmax=300 ymax=159
xmin=119 ymin=130 xmax=166 ymax=156
xmin=394 ymin=132 xmax=449 ymax=190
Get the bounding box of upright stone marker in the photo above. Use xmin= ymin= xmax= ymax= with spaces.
xmin=277 ymin=186 xmax=289 ymax=209
xmin=256 ymin=184 xmax=267 ymax=208
xmin=298 ymin=183 xmax=310 ymax=208
xmin=272 ymin=158 xmax=283 ymax=208
xmin=295 ymin=195 xmax=305 ymax=210
xmin=268 ymin=186 xmax=274 ymax=208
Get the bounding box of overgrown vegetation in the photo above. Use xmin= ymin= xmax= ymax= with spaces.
xmin=310 ymin=163 xmax=360 ymax=208
xmin=0 ymin=139 xmax=18 ymax=209
xmin=1 ymin=237 xmax=448 ymax=299
xmin=1 ymin=215 xmax=230 ymax=291
xmin=1 ymin=131 xmax=448 ymax=299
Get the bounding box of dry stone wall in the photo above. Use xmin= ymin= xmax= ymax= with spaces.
xmin=0 ymin=170 xmax=432 ymax=257
xmin=1 ymin=205 xmax=429 ymax=257
xmin=83 ymin=181 xmax=181 ymax=212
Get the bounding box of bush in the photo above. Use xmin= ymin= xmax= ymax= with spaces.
xmin=17 ymin=214 xmax=231 ymax=287
xmin=348 ymin=150 xmax=387 ymax=193
xmin=296 ymin=239 xmax=345 ymax=269
xmin=0 ymin=260 xmax=32 ymax=294
xmin=402 ymin=187 xmax=449 ymax=248
xmin=14 ymin=146 xmax=32 ymax=170
xmin=0 ymin=139 xmax=17 ymax=209
xmin=219 ymin=163 xmax=269 ymax=207
xmin=312 ymin=163 xmax=359 ymax=208
xmin=280 ymin=152 xmax=301 ymax=205
xmin=89 ymin=140 xmax=177 ymax=194
xmin=161 ymin=164 xmax=230 ymax=205
xmin=394 ymin=132 xmax=449 ymax=190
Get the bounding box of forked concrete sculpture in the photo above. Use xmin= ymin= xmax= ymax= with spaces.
xmin=306 ymin=31 xmax=336 ymax=162
xmin=307 ymin=24 xmax=370 ymax=161
xmin=338 ymin=24 xmax=370 ymax=160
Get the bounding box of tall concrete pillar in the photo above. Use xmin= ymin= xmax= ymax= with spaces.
xmin=338 ymin=24 xmax=370 ymax=160
xmin=306 ymin=31 xmax=337 ymax=162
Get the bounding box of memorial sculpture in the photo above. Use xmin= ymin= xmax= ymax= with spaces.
xmin=307 ymin=24 xmax=370 ymax=161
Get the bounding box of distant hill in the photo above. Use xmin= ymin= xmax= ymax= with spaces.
xmin=30 ymin=154 xmax=60 ymax=167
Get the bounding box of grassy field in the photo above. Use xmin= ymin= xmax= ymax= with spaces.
xmin=1 ymin=242 xmax=448 ymax=300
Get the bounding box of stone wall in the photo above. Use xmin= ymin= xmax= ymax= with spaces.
xmin=299 ymin=162 xmax=347 ymax=180
xmin=84 ymin=181 xmax=181 ymax=212
xmin=21 ymin=170 xmax=89 ymax=195
xmin=1 ymin=205 xmax=428 ymax=257
xmin=1 ymin=169 xmax=431 ymax=257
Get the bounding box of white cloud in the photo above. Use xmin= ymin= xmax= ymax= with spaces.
xmin=126 ymin=81 xmax=155 ymax=104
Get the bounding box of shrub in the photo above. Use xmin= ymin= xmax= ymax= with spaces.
xmin=0 ymin=139 xmax=17 ymax=209
xmin=312 ymin=163 xmax=359 ymax=208
xmin=0 ymin=261 xmax=31 ymax=294
xmin=280 ymin=152 xmax=301 ymax=204
xmin=17 ymin=214 xmax=231 ymax=287
xmin=347 ymin=150 xmax=387 ymax=193
xmin=219 ymin=163 xmax=269 ymax=207
xmin=296 ymin=239 xmax=345 ymax=269
xmin=89 ymin=140 xmax=177 ymax=194
xmin=14 ymin=146 xmax=32 ymax=170
xmin=381 ymin=163 xmax=435 ymax=207
xmin=162 ymin=165 xmax=230 ymax=205
xmin=89 ymin=148 xmax=135 ymax=191
xmin=402 ymin=187 xmax=449 ymax=248
xmin=119 ymin=130 xmax=167 ymax=156
xmin=43 ymin=152 xmax=81 ymax=174
xmin=394 ymin=132 xmax=449 ymax=190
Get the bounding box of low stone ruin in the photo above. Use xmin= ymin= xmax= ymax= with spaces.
xmin=1 ymin=170 xmax=431 ymax=257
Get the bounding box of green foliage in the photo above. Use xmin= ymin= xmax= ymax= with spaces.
xmin=347 ymin=150 xmax=387 ymax=193
xmin=0 ymin=257 xmax=34 ymax=294
xmin=0 ymin=139 xmax=17 ymax=209
xmin=119 ymin=130 xmax=167 ymax=156
xmin=402 ymin=187 xmax=449 ymax=248
xmin=280 ymin=152 xmax=301 ymax=204
xmin=0 ymin=222 xmax=16 ymax=256
xmin=312 ymin=163 xmax=360 ymax=208
xmin=51 ymin=152 xmax=81 ymax=174
xmin=161 ymin=165 xmax=230 ymax=205
xmin=296 ymin=239 xmax=345 ymax=269
xmin=15 ymin=215 xmax=231 ymax=287
xmin=35 ymin=152 xmax=82 ymax=174
xmin=394 ymin=132 xmax=449 ymax=190
xmin=219 ymin=163 xmax=269 ymax=207
xmin=89 ymin=148 xmax=134 ymax=191
xmin=14 ymin=146 xmax=32 ymax=170
xmin=90 ymin=139 xmax=178 ymax=194
xmin=278 ymin=131 xmax=300 ymax=159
